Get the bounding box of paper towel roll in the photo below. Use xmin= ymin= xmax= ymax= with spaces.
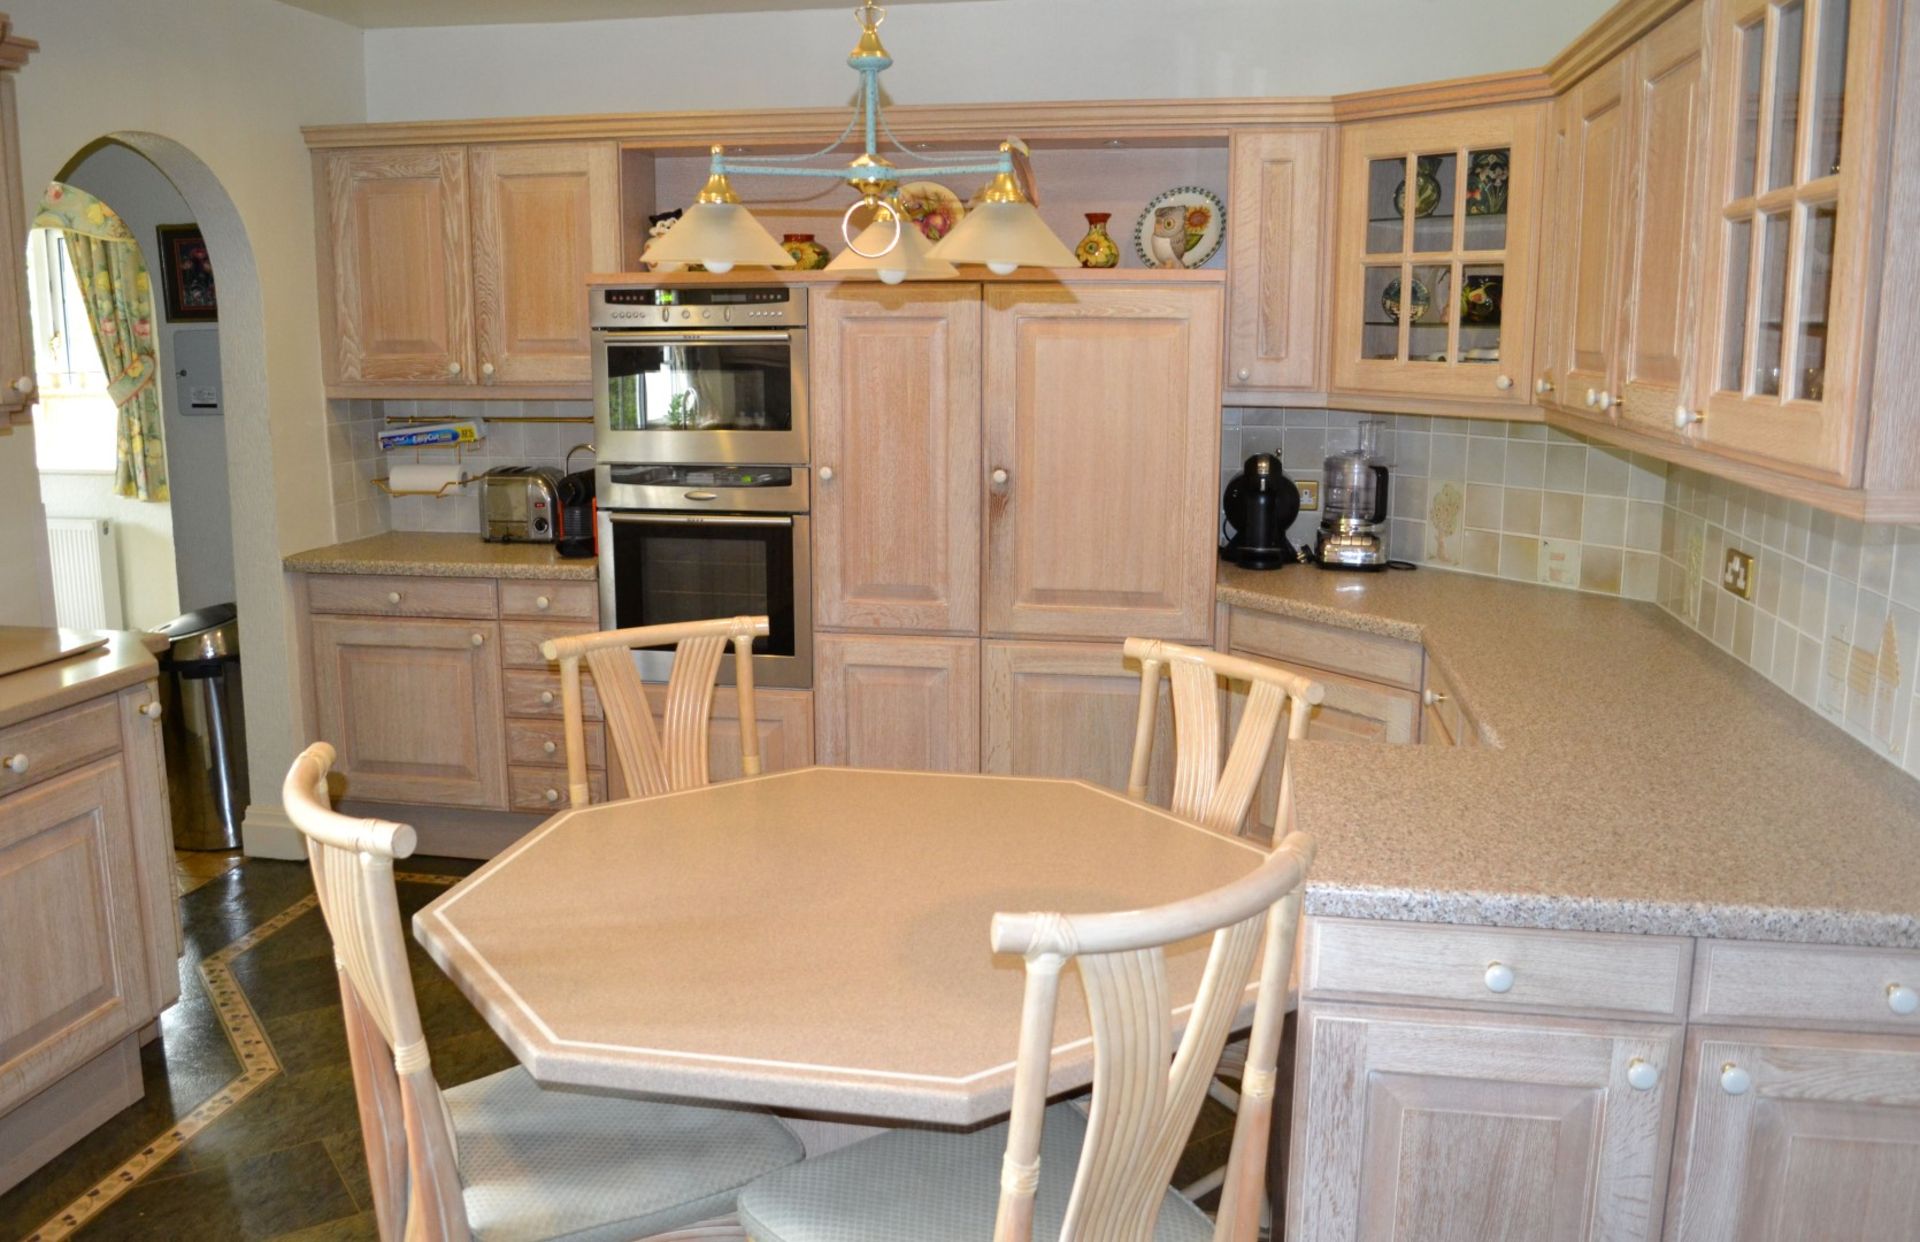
xmin=386 ymin=463 xmax=464 ymax=495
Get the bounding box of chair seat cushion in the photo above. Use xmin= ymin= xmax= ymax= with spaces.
xmin=444 ymin=1067 xmax=804 ymax=1242
xmin=736 ymin=1101 xmax=1213 ymax=1242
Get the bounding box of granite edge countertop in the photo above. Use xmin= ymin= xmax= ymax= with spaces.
xmin=284 ymin=532 xmax=598 ymax=581
xmin=1218 ymin=566 xmax=1920 ymax=949
xmin=0 ymin=630 xmax=162 ymax=730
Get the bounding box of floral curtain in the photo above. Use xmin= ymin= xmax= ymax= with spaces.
xmin=33 ymin=182 xmax=167 ymax=500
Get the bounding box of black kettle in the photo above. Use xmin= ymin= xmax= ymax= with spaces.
xmin=1220 ymin=453 xmax=1302 ymax=570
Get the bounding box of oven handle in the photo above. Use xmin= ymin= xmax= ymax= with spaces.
xmin=607 ymin=512 xmax=794 ymax=527
xmin=593 ymin=330 xmax=797 ymax=345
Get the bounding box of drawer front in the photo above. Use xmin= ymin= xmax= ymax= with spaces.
xmin=0 ymin=697 xmax=122 ymax=797
xmin=499 ymin=579 xmax=598 ymax=621
xmin=1239 ymin=653 xmax=1419 ymax=745
xmin=1227 ymin=607 xmax=1423 ymax=690
xmin=1691 ymin=939 xmax=1920 ymax=1033
xmin=503 ymin=668 xmax=602 ymax=721
xmin=507 ymin=718 xmax=606 ymax=770
xmin=509 ymin=764 xmax=606 ymax=812
xmin=308 ymin=574 xmax=498 ymax=620
xmin=501 ymin=621 xmax=598 ymax=670
xmin=1303 ymin=916 xmax=1694 ymax=1021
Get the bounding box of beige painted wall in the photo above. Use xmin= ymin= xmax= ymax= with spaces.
xmin=0 ymin=0 xmax=364 ymax=853
xmin=362 ymin=0 xmax=1613 ymax=121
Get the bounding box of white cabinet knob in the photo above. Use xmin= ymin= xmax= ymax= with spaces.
xmin=1236 ymin=367 xmax=1251 ymax=381
xmin=11 ymin=375 xmax=33 ymax=394
xmin=1596 ymin=390 xmax=1614 ymax=410
xmin=480 ymin=361 xmax=495 ymax=378
xmin=990 ymin=468 xmax=1010 ymax=488
xmin=3 ymin=753 xmax=27 ymax=774
xmin=1494 ymin=374 xmax=1514 ymax=391
xmin=1720 ymin=1063 xmax=1752 ymax=1095
xmin=447 ymin=361 xmax=462 ymax=376
xmin=139 ymin=701 xmax=163 ymax=720
xmin=1534 ymin=377 xmax=1554 ymax=395
xmin=1889 ymin=984 xmax=1919 ymax=1016
xmin=1484 ymin=962 xmax=1515 ymax=993
xmin=542 ymin=740 xmax=557 ymax=756
xmin=387 ymin=591 xmax=402 ymax=605
xmin=540 ymin=690 xmax=556 ymax=705
xmin=544 ymin=787 xmax=560 ymax=804
xmin=818 ymin=466 xmax=834 ymax=482
xmin=1626 ymin=1058 xmax=1659 ymax=1091
xmin=1674 ymin=405 xmax=1701 ymax=430
xmin=535 ymin=595 xmax=551 ymax=611
xmin=471 ymin=632 xmax=485 ymax=647
xmin=1423 ymin=688 xmax=1448 ymax=706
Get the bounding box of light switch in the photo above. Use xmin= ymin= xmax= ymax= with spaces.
xmin=1722 ymin=548 xmax=1755 ymax=600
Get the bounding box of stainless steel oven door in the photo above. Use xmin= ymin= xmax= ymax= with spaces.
xmin=597 ymin=479 xmax=811 ymax=690
xmin=593 ymin=328 xmax=809 ymax=465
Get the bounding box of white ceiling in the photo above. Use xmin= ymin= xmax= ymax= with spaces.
xmin=273 ymin=0 xmax=965 ymax=28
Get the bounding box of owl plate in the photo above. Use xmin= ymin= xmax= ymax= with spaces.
xmin=1133 ymin=186 xmax=1226 ymax=270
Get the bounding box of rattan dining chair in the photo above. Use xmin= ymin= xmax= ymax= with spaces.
xmin=541 ymin=615 xmax=770 ymax=809
xmin=284 ymin=742 xmax=802 ymax=1242
xmin=735 ymin=830 xmax=1318 ymax=1242
xmin=1123 ymin=637 xmax=1323 ymax=1210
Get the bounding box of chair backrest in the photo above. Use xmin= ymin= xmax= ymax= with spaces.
xmin=1123 ymin=638 xmax=1323 ymax=837
xmin=989 ymin=831 xmax=1316 ymax=1242
xmin=541 ymin=615 xmax=770 ymax=808
xmin=284 ymin=743 xmax=472 ymax=1242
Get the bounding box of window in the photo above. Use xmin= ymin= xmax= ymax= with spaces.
xmin=26 ymin=228 xmax=118 ymax=473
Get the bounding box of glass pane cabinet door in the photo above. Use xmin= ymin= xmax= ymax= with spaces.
xmin=1696 ymin=0 xmax=1880 ymax=480
xmin=1333 ymin=108 xmax=1542 ymax=403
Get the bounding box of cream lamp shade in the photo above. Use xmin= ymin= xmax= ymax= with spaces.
xmin=642 ymin=201 xmax=795 ymax=273
xmin=926 ymin=188 xmax=1077 ymax=275
xmin=824 ymin=208 xmax=958 ymax=283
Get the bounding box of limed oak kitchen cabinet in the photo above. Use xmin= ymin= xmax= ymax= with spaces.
xmin=808 ymin=277 xmax=1222 ymax=783
xmin=1224 ymin=127 xmax=1333 ymax=400
xmin=316 ymin=141 xmax=619 ymax=396
xmin=0 ymin=17 xmax=36 ymax=428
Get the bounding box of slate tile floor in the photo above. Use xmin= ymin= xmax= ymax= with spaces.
xmin=0 ymin=855 xmax=1242 ymax=1242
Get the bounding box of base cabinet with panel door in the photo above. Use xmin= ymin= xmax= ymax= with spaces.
xmin=814 ymin=633 xmax=979 ymax=773
xmin=0 ymin=671 xmax=180 ymax=1196
xmin=316 ymin=140 xmax=619 ymax=395
xmin=981 ymin=639 xmax=1177 ymax=806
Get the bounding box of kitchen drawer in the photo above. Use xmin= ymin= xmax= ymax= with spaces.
xmin=1236 ymin=653 xmax=1418 ymax=745
xmin=501 ymin=621 xmax=598 ymax=670
xmin=1421 ymin=701 xmax=1454 ymax=746
xmin=1691 ymin=939 xmax=1920 ymax=1034
xmin=499 ymin=579 xmax=598 ymax=621
xmin=507 ymin=717 xmax=606 ymax=770
xmin=508 ymin=764 xmax=606 ymax=812
xmin=1421 ymin=658 xmax=1472 ymax=745
xmin=1302 ymin=916 xmax=1694 ymax=1021
xmin=503 ymin=667 xmax=602 ymax=721
xmin=1227 ymin=607 xmax=1422 ymax=690
xmin=307 ymin=574 xmax=498 ymax=620
xmin=0 ymin=697 xmax=121 ymax=798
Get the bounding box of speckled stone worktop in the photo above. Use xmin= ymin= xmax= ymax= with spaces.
xmin=0 ymin=630 xmax=163 ymax=730
xmin=1220 ymin=565 xmax=1920 ymax=948
xmin=284 ymin=532 xmax=598 ymax=581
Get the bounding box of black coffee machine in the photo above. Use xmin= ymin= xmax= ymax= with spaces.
xmin=556 ymin=445 xmax=598 ymax=559
xmin=1220 ymin=453 xmax=1303 ymax=570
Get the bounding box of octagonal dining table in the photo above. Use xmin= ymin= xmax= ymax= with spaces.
xmin=413 ymin=766 xmax=1269 ymax=1129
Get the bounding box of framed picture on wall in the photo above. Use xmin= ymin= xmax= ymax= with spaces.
xmin=156 ymin=223 xmax=217 ymax=322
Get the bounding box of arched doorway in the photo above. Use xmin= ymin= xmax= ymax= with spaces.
xmin=42 ymin=131 xmax=291 ymax=856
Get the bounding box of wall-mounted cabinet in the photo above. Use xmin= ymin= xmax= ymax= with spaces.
xmin=1329 ymin=104 xmax=1547 ymax=413
xmin=1224 ymin=127 xmax=1333 ymax=400
xmin=315 ymin=141 xmax=619 ymax=398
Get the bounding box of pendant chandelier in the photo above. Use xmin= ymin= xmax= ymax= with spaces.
xmin=642 ymin=2 xmax=1077 ymax=279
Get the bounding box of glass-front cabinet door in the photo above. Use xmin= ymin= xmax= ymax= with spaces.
xmin=1691 ymin=0 xmax=1888 ymax=481
xmin=1330 ymin=105 xmax=1545 ymax=406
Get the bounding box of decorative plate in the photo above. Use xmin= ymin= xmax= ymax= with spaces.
xmin=1460 ymin=273 xmax=1503 ymax=323
xmin=1133 ymin=186 xmax=1226 ymax=270
xmin=1465 ymin=150 xmax=1510 ymax=216
xmin=896 ymin=182 xmax=965 ymax=243
xmin=1381 ymin=276 xmax=1431 ymax=323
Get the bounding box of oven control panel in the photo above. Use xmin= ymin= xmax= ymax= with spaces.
xmin=591 ymin=285 xmax=806 ymax=329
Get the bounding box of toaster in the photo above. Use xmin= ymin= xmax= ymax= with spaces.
xmin=481 ymin=466 xmax=564 ymax=542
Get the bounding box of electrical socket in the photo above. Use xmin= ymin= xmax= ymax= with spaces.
xmin=1297 ymin=480 xmax=1321 ymax=512
xmin=1722 ymin=548 xmax=1755 ymax=600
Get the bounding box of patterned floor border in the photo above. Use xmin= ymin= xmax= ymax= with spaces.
xmin=24 ymin=872 xmax=461 ymax=1242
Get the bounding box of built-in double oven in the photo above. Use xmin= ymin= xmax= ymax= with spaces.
xmin=590 ymin=285 xmax=812 ymax=689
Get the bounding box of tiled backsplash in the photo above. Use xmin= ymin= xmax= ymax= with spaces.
xmin=1658 ymin=466 xmax=1920 ymax=779
xmin=325 ymin=399 xmax=595 ymax=538
xmin=1221 ymin=409 xmax=1669 ymax=599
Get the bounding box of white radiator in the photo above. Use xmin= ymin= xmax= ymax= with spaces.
xmin=46 ymin=517 xmax=123 ymax=630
